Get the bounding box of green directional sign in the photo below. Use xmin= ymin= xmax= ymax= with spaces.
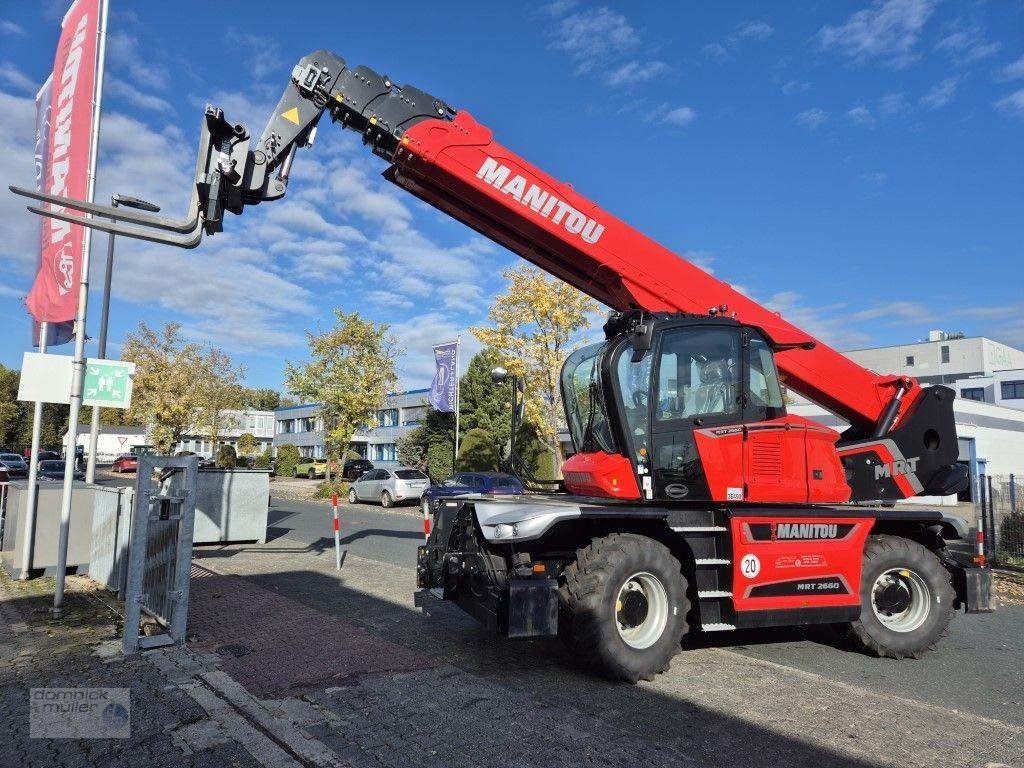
xmin=82 ymin=358 xmax=136 ymax=409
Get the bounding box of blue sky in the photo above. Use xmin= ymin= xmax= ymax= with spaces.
xmin=1 ymin=0 xmax=1022 ymax=391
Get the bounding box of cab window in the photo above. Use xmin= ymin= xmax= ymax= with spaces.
xmin=748 ymin=335 xmax=785 ymax=410
xmin=655 ymin=327 xmax=741 ymax=421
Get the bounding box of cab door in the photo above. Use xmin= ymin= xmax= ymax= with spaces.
xmin=741 ymin=332 xmax=808 ymax=503
xmin=648 ymin=325 xmax=744 ymax=502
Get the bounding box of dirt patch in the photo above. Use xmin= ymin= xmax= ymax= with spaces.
xmin=269 ymin=476 xmax=320 ymax=500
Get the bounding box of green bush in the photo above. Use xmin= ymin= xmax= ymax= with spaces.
xmin=216 ymin=444 xmax=237 ymax=469
xmin=276 ymin=444 xmax=300 ymax=477
xmin=426 ymin=442 xmax=453 ymax=484
xmin=253 ymin=447 xmax=272 ymax=469
xmin=313 ymin=480 xmax=350 ymax=500
xmin=997 ymin=514 xmax=1024 ymax=564
xmin=458 ymin=427 xmax=498 ymax=471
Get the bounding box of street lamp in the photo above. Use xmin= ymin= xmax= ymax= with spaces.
xmin=491 ymin=367 xmax=525 ymax=474
xmin=85 ymin=194 xmax=161 ymax=483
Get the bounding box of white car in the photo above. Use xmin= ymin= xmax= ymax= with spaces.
xmin=348 ymin=467 xmax=430 ymax=507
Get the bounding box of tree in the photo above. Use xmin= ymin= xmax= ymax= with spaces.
xmin=472 ymin=265 xmax=600 ymax=470
xmin=426 ymin=441 xmax=453 ymax=484
xmin=285 ymin=311 xmax=399 ymax=482
xmin=276 ymin=444 xmax=300 ymax=477
xmin=0 ymin=363 xmax=27 ymax=450
xmin=253 ymin=446 xmax=272 ymax=469
xmin=240 ymin=387 xmax=281 ymax=411
xmin=458 ymin=348 xmax=513 ymax=451
xmin=458 ymin=427 xmax=498 ymax=471
xmin=122 ymin=322 xmax=206 ymax=453
xmin=193 ymin=347 xmax=245 ymax=450
xmin=237 ymin=432 xmax=258 ymax=457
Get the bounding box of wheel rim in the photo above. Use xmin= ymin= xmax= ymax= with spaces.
xmin=382 ymin=492 xmax=391 ymax=507
xmin=348 ymin=490 xmax=356 ymax=503
xmin=615 ymin=572 xmax=669 ymax=650
xmin=870 ymin=568 xmax=931 ymax=633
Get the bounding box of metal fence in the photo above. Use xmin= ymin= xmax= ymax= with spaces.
xmin=122 ymin=456 xmax=199 ymax=654
xmin=980 ymin=473 xmax=1024 ymax=566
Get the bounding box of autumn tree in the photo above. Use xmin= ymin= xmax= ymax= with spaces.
xmin=472 ymin=265 xmax=599 ymax=470
xmin=284 ymin=311 xmax=399 ymax=482
xmin=240 ymin=387 xmax=281 ymax=411
xmin=122 ymin=323 xmax=205 ymax=453
xmin=193 ymin=347 xmax=245 ymax=450
xmin=0 ymin=364 xmax=26 ymax=449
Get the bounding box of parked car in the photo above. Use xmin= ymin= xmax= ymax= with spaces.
xmin=0 ymin=453 xmax=28 ymax=478
xmin=294 ymin=457 xmax=328 ymax=479
xmin=38 ymin=460 xmax=85 ymax=482
xmin=420 ymin=472 xmax=525 ymax=514
xmin=111 ymin=454 xmax=139 ymax=473
xmin=348 ymin=467 xmax=430 ymax=507
xmin=342 ymin=458 xmax=374 ymax=480
xmin=0 ymin=468 xmax=9 ymax=483
xmin=37 ymin=450 xmax=61 ymax=461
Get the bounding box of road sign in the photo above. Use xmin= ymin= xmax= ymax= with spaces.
xmin=82 ymin=358 xmax=135 ymax=409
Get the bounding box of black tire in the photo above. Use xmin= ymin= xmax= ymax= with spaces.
xmin=845 ymin=534 xmax=954 ymax=659
xmin=560 ymin=533 xmax=689 ymax=682
xmin=308 ymin=469 xmax=316 ymax=480
xmin=381 ymin=490 xmax=393 ymax=508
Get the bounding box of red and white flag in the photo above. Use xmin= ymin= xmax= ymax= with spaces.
xmin=25 ymin=0 xmax=101 ymax=323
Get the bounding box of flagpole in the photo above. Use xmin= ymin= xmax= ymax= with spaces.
xmin=20 ymin=323 xmax=48 ymax=580
xmin=453 ymin=336 xmax=460 ymax=472
xmin=53 ymin=0 xmax=108 ymax=618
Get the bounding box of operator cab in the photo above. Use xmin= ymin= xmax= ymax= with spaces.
xmin=560 ymin=311 xmax=850 ymax=505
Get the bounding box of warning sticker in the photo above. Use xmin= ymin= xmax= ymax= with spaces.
xmin=774 ymin=554 xmax=827 ymax=569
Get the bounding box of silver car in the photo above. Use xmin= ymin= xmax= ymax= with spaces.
xmin=348 ymin=467 xmax=430 ymax=507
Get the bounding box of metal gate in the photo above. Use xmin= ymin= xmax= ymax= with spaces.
xmin=122 ymin=455 xmax=199 ymax=654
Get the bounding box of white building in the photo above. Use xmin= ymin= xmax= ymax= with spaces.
xmin=952 ymin=369 xmax=1024 ymax=411
xmin=844 ymin=330 xmax=1024 ymax=386
xmin=177 ymin=408 xmax=275 ymax=458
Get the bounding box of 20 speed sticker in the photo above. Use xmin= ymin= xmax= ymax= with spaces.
xmin=740 ymin=553 xmax=760 ymax=579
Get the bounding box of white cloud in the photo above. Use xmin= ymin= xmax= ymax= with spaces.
xmin=846 ymin=105 xmax=877 ymax=127
xmin=850 ymin=301 xmax=934 ymax=324
xmin=106 ymin=32 xmax=170 ymax=90
xmin=606 ymin=60 xmax=669 ymax=86
xmin=541 ymin=0 xmax=578 ymax=17
xmin=994 ymin=89 xmax=1024 ymax=118
xmin=935 ymin=23 xmax=1001 ymax=65
xmin=781 ymin=80 xmax=811 ymax=95
xmin=1000 ymin=55 xmax=1024 ymax=82
xmin=817 ymin=0 xmax=935 ymax=68
xmin=879 ymin=92 xmax=910 ymax=117
xmin=0 ymin=19 xmax=24 ymax=35
xmin=734 ymin=21 xmax=774 ymax=42
xmin=764 ymin=291 xmax=872 ymax=350
xmin=703 ymin=21 xmax=774 ymax=62
xmin=550 ymin=6 xmax=638 ymax=74
xmin=388 ymin=312 xmax=483 ymax=386
xmin=795 ymin=108 xmax=829 ymax=129
xmin=105 ymin=78 xmax=174 ymax=114
xmin=663 ymin=106 xmax=697 ymax=126
xmin=920 ymin=77 xmax=960 ymax=109
xmin=0 ymin=89 xmax=42 ymax=278
xmin=0 ymin=62 xmax=36 ymax=94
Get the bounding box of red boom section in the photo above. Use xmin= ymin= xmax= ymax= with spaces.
xmin=391 ymin=112 xmax=914 ymax=435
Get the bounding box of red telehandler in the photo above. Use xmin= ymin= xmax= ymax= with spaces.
xmin=11 ymin=50 xmax=993 ymax=681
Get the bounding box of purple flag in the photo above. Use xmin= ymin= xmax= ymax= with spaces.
xmin=30 ymin=74 xmax=73 ymax=347
xmin=428 ymin=342 xmax=458 ymax=412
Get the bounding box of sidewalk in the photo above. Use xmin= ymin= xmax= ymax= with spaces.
xmin=3 ymin=535 xmax=1023 ymax=768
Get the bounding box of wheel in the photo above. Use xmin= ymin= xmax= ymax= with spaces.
xmin=308 ymin=469 xmax=316 ymax=480
xmin=292 ymin=468 xmax=298 ymax=478
xmin=348 ymin=488 xmax=358 ymax=504
xmin=844 ymin=534 xmax=954 ymax=659
xmin=380 ymin=490 xmax=393 ymax=508
xmin=560 ymin=533 xmax=689 ymax=682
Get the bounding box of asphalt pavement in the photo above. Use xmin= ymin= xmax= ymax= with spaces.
xmin=264 ymin=492 xmax=1024 ymax=728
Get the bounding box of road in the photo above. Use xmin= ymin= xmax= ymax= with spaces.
xmin=262 ymin=493 xmax=1024 ymax=727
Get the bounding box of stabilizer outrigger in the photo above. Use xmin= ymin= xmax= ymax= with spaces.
xmin=11 ymin=49 xmax=453 ymax=249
